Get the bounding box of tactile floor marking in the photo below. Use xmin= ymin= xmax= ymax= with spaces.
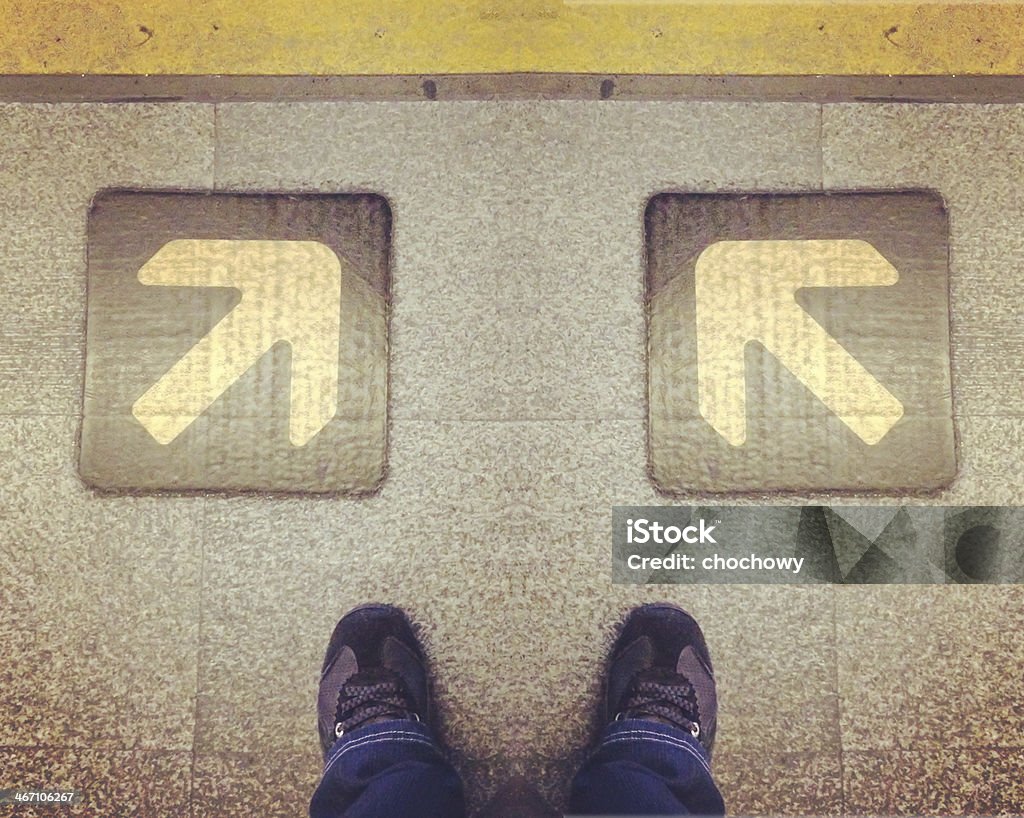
xmin=647 ymin=191 xmax=955 ymax=493
xmin=80 ymin=191 xmax=390 ymax=493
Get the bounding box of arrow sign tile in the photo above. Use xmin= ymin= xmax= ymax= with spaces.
xmin=80 ymin=191 xmax=390 ymax=493
xmin=645 ymin=191 xmax=955 ymax=493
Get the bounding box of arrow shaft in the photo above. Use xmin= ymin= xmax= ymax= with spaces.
xmin=287 ymin=310 xmax=341 ymax=446
xmin=133 ymin=308 xmax=274 ymax=445
xmin=762 ymin=306 xmax=903 ymax=445
xmin=696 ymin=322 xmax=747 ymax=445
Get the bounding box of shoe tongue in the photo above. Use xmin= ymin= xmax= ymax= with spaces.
xmin=335 ymin=668 xmax=412 ymax=736
xmin=636 ymin=666 xmax=687 ymax=685
xmin=346 ymin=667 xmax=400 ymax=688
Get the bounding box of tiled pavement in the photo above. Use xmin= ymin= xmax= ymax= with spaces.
xmin=1 ymin=101 xmax=1023 ymax=816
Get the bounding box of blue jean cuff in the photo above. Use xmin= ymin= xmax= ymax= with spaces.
xmin=598 ymin=718 xmax=713 ymax=776
xmin=323 ymin=719 xmax=440 ymax=773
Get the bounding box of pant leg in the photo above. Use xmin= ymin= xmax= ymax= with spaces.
xmin=568 ymin=719 xmax=725 ymax=816
xmin=309 ymin=720 xmax=466 ymax=818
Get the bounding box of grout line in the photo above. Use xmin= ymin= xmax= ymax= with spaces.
xmin=818 ymin=103 xmax=825 ymax=191
xmin=212 ymin=103 xmax=220 ymax=190
xmin=832 ymin=586 xmax=846 ymax=815
xmin=213 ymin=104 xmax=220 ymax=188
xmin=188 ymin=500 xmax=208 ymax=818
xmin=7 ymin=76 xmax=1024 ymax=104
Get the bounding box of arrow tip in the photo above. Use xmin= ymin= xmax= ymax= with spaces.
xmin=717 ymin=421 xmax=747 ymax=448
xmin=131 ymin=402 xmax=189 ymax=445
xmin=289 ymin=420 xmax=329 ymax=448
xmin=850 ymin=406 xmax=905 ymax=446
xmin=700 ymin=395 xmax=748 ymax=447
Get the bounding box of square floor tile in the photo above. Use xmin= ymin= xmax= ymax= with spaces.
xmin=647 ymin=191 xmax=955 ymax=493
xmin=835 ymin=585 xmax=1024 ymax=750
xmin=845 ymin=749 xmax=1024 ymax=816
xmin=80 ymin=191 xmax=390 ymax=493
xmin=0 ymin=417 xmax=202 ymax=750
xmin=0 ymin=748 xmax=191 ymax=817
xmin=715 ymin=751 xmax=843 ymax=816
xmin=192 ymin=751 xmax=320 ymax=818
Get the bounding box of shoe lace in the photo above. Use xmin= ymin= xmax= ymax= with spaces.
xmin=617 ymin=669 xmax=702 ymax=739
xmin=334 ymin=669 xmax=419 ymax=738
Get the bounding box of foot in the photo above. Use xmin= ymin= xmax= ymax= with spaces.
xmin=605 ymin=603 xmax=718 ymax=756
xmin=317 ymin=604 xmax=431 ymax=758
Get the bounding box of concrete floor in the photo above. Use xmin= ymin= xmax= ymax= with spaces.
xmin=1 ymin=100 xmax=1023 ymax=816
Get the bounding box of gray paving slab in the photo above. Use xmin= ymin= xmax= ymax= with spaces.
xmin=0 ymin=416 xmax=203 ymax=750
xmin=715 ymin=751 xmax=844 ymax=817
xmin=946 ymin=416 xmax=1024 ymax=504
xmin=0 ymin=103 xmax=215 ymax=416
xmin=0 ymin=748 xmax=192 ymax=817
xmin=385 ymin=420 xmax=655 ymax=516
xmin=391 ymin=300 xmax=645 ymax=422
xmin=191 ymin=751 xmax=320 ymax=818
xmin=834 ymin=584 xmax=1024 ymax=752
xmin=844 ymin=748 xmax=1024 ymax=816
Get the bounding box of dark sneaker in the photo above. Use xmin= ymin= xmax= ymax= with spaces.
xmin=605 ymin=603 xmax=718 ymax=756
xmin=317 ymin=604 xmax=431 ymax=758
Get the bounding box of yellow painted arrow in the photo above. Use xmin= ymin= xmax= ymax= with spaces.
xmin=131 ymin=239 xmax=342 ymax=447
xmin=695 ymin=239 xmax=904 ymax=447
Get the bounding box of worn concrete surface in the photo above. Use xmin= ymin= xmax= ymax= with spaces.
xmin=1 ymin=101 xmax=1023 ymax=816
